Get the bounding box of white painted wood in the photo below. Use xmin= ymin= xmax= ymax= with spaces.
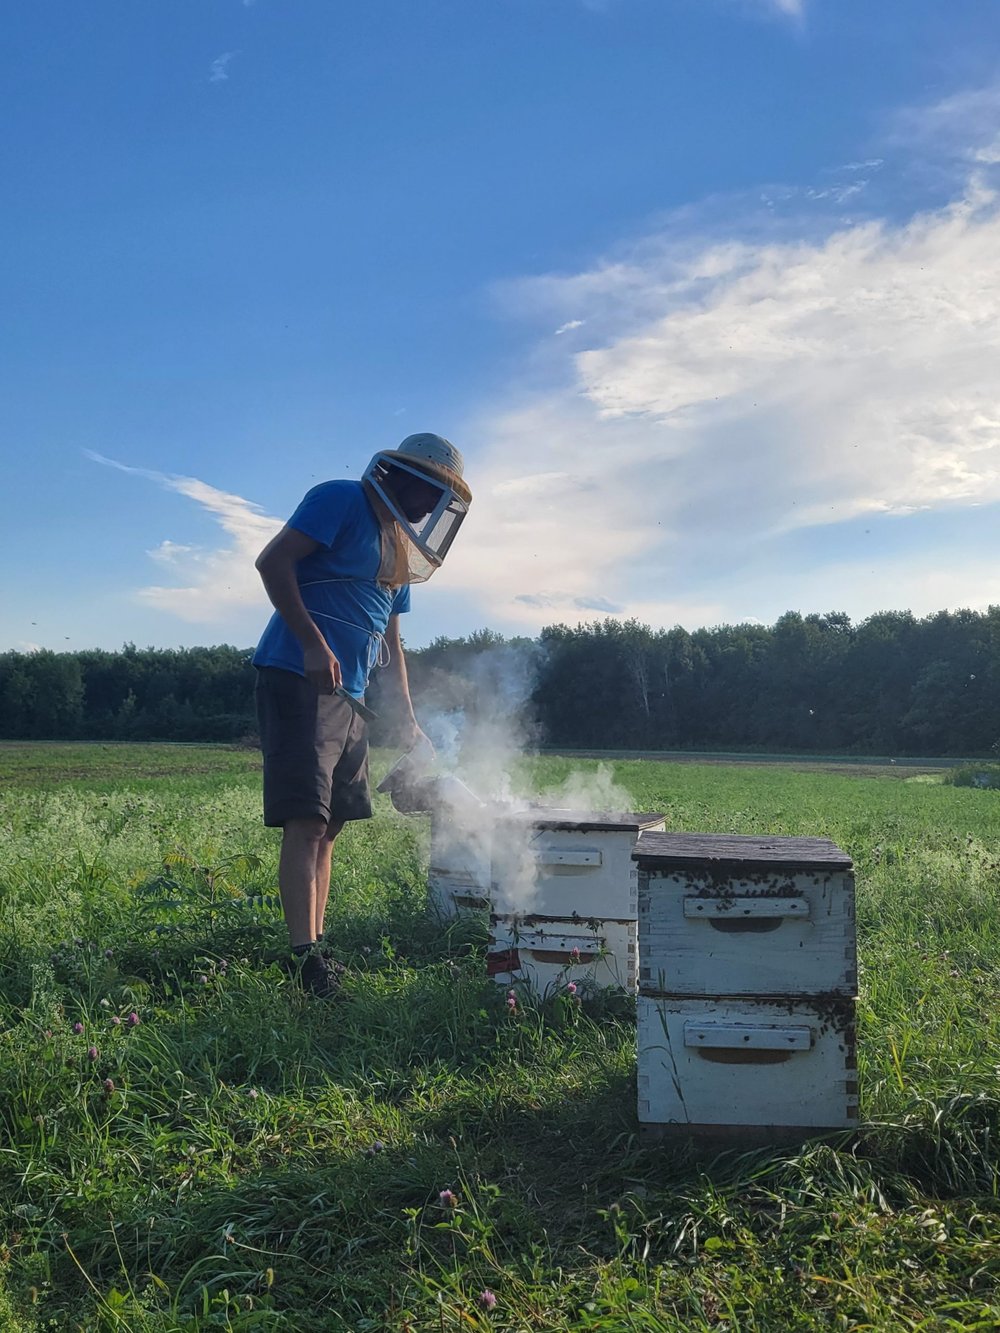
xmin=682 ymin=896 xmax=809 ymax=919
xmin=684 ymin=1022 xmax=811 ymax=1051
xmin=428 ymin=822 xmax=491 ymax=919
xmin=491 ymin=816 xmax=665 ymax=918
xmin=488 ymin=915 xmax=636 ymax=995
xmin=637 ymin=996 xmax=857 ymax=1130
xmin=638 ymin=868 xmax=856 ymax=997
xmin=534 ymin=849 xmax=603 ymax=868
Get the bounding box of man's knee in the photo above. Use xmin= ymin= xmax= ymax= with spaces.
xmin=324 ymin=819 xmax=346 ymax=844
xmin=283 ymin=816 xmax=329 ymax=847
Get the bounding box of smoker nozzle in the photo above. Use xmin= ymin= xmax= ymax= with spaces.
xmin=379 ymin=767 xmax=486 ymax=816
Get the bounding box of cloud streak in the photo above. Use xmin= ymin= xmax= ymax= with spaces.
xmin=209 ymin=51 xmax=236 ymax=83
xmin=86 ymin=452 xmax=281 ymax=623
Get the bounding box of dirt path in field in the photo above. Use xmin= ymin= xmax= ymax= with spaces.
xmin=540 ymin=749 xmax=966 ymax=777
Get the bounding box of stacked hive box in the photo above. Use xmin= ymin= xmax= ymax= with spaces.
xmin=488 ymin=811 xmax=665 ymax=996
xmin=426 ymin=803 xmax=636 ymax=922
xmin=633 ymin=832 xmax=857 ymax=1139
xmin=428 ymin=817 xmax=492 ymax=918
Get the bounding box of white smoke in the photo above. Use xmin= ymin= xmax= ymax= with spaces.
xmin=420 ymin=640 xmax=543 ymax=803
xmin=413 ymin=642 xmax=643 ymax=916
xmin=538 ymin=761 xmax=634 ymax=815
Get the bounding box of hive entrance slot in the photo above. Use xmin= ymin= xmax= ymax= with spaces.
xmin=696 ymin=1048 xmax=793 ymax=1065
xmin=453 ymin=894 xmax=489 ymax=911
xmin=708 ymin=918 xmax=783 ymax=934
xmin=528 ymin=949 xmax=598 ymax=965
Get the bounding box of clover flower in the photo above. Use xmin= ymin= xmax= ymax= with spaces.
xmin=87 ymin=1046 xmax=99 ymax=1062
xmin=126 ymin=1011 xmax=140 ymax=1027
xmin=479 ymin=1289 xmax=497 ymax=1310
xmin=110 ymin=1015 xmax=121 ymax=1026
xmin=72 ymin=1022 xmax=84 ymax=1035
xmin=438 ymin=1189 xmax=458 ymax=1209
xmin=103 ymin=1078 xmax=115 ymax=1094
xmin=567 ymin=982 xmax=577 ymax=995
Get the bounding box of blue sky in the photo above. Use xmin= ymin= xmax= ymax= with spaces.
xmin=4 ymin=0 xmax=1000 ymax=653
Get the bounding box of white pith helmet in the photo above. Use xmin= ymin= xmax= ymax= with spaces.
xmin=362 ymin=431 xmax=472 ymax=572
xmin=380 ymin=433 xmax=472 ymax=505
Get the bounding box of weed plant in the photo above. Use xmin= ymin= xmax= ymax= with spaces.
xmin=0 ymin=745 xmax=998 ymax=1329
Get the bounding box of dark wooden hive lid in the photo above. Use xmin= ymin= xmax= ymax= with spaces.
xmin=631 ymin=831 xmax=852 ymax=871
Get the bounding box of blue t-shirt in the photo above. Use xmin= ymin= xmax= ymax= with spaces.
xmin=252 ymin=480 xmax=411 ymax=697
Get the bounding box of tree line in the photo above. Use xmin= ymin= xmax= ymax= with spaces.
xmin=1 ymin=607 xmax=998 ymax=755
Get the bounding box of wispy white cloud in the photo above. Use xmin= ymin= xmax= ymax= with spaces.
xmin=86 ymin=452 xmax=281 ymax=623
xmin=91 ymin=81 xmax=1000 ymax=643
xmin=715 ymin=0 xmax=805 ymax=21
xmin=554 ymin=319 xmax=585 ymax=336
xmin=430 ymin=82 xmax=1000 ymax=632
xmin=209 ymin=51 xmax=236 ymax=83
xmin=147 ymin=539 xmax=196 ymax=566
xmin=582 ymin=0 xmax=803 ymax=14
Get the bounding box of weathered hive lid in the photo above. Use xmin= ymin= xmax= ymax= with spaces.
xmin=632 ymin=831 xmax=852 ymax=872
xmin=496 ymin=809 xmax=666 ymax=833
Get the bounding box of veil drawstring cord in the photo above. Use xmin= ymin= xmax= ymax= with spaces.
xmin=298 ymin=578 xmax=393 ymax=675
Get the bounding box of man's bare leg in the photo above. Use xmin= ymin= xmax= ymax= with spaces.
xmin=278 ymin=817 xmax=327 ymax=947
xmin=313 ymin=819 xmax=345 ymax=942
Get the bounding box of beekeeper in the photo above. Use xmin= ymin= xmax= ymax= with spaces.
xmin=252 ymin=433 xmax=472 ymax=997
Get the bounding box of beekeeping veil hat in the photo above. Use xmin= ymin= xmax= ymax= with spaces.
xmin=362 ymin=433 xmax=472 ymax=586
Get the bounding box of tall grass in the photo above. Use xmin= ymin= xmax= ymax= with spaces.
xmin=0 ymin=745 xmax=998 ymax=1330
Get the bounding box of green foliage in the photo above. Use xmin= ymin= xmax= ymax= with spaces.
xmin=0 ymin=645 xmax=256 ymax=742
xmin=1 ymin=746 xmax=1000 ymax=1329
xmin=524 ymin=606 xmax=1000 ymax=755
xmin=944 ymin=763 xmax=1000 ymax=790
xmin=5 ymin=604 xmax=1000 ymax=753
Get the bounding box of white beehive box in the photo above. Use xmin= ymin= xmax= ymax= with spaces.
xmin=634 ymin=832 xmax=856 ymax=997
xmin=491 ymin=811 xmax=665 ymax=918
xmin=637 ymin=995 xmax=858 ymax=1135
xmin=427 ymin=807 xmax=664 ymax=921
xmin=488 ymin=915 xmax=636 ymax=995
xmin=428 ymin=820 xmax=492 ymax=919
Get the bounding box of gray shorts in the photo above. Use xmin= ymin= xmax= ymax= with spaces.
xmin=255 ymin=668 xmax=372 ymax=827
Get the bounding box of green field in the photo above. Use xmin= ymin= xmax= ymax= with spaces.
xmin=1 ymin=743 xmax=999 ymax=1331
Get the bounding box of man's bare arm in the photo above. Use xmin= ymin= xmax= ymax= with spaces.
xmin=255 ymin=526 xmax=342 ymax=693
xmin=382 ymin=613 xmax=431 ymax=752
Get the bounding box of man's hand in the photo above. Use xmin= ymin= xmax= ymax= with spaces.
xmin=401 ymin=723 xmax=435 ymax=761
xmin=303 ymin=643 xmax=343 ymax=694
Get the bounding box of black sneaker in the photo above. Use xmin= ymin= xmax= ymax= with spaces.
xmin=316 ymin=939 xmax=348 ymax=975
xmin=283 ymin=949 xmax=341 ymax=999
